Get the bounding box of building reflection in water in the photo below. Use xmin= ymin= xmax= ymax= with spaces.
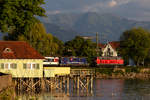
xmin=16 ymin=79 xmax=124 ymax=100
xmin=16 ymin=79 xmax=150 ymax=100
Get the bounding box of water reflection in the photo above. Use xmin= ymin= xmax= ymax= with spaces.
xmin=94 ymin=79 xmax=124 ymax=100
xmin=16 ymin=79 xmax=150 ymax=100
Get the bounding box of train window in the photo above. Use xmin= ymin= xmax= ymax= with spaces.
xmin=48 ymin=59 xmax=54 ymax=62
xmin=73 ymin=58 xmax=79 ymax=62
xmin=44 ymin=59 xmax=48 ymax=62
xmin=54 ymin=59 xmax=59 ymax=62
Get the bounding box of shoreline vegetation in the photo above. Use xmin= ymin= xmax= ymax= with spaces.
xmin=95 ymin=66 xmax=150 ymax=79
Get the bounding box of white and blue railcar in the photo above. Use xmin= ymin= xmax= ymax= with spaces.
xmin=43 ymin=57 xmax=59 ymax=66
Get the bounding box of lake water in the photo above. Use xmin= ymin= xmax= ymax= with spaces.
xmin=16 ymin=79 xmax=150 ymax=100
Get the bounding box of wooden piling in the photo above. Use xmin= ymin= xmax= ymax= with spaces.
xmin=77 ymin=76 xmax=79 ymax=89
xmin=41 ymin=78 xmax=45 ymax=91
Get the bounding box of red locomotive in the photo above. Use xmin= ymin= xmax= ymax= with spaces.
xmin=96 ymin=57 xmax=124 ymax=65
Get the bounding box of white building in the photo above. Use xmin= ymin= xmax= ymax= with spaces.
xmin=99 ymin=41 xmax=120 ymax=57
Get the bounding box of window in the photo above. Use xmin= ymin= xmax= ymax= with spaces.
xmin=27 ymin=63 xmax=31 ymax=69
xmin=32 ymin=64 xmax=39 ymax=69
xmin=23 ymin=64 xmax=27 ymax=69
xmin=0 ymin=63 xmax=17 ymax=69
xmin=10 ymin=63 xmax=17 ymax=69
xmin=5 ymin=63 xmax=9 ymax=69
xmin=3 ymin=48 xmax=13 ymax=53
xmin=1 ymin=63 xmax=4 ymax=69
xmin=23 ymin=63 xmax=39 ymax=69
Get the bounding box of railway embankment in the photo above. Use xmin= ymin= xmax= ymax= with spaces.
xmin=95 ymin=67 xmax=150 ymax=79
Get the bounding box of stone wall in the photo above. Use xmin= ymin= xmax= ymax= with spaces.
xmin=95 ymin=67 xmax=150 ymax=79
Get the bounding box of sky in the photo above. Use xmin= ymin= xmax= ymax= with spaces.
xmin=44 ymin=0 xmax=150 ymax=21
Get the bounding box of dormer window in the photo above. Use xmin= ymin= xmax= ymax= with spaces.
xmin=3 ymin=48 xmax=13 ymax=53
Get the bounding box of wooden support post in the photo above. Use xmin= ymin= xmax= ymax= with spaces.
xmin=60 ymin=76 xmax=62 ymax=90
xmin=73 ymin=76 xmax=75 ymax=89
xmin=77 ymin=76 xmax=80 ymax=96
xmin=87 ymin=76 xmax=89 ymax=92
xmin=17 ymin=78 xmax=18 ymax=90
xmin=67 ymin=76 xmax=69 ymax=95
xmin=90 ymin=76 xmax=93 ymax=94
xmin=47 ymin=78 xmax=50 ymax=92
xmin=19 ymin=78 xmax=21 ymax=91
xmin=14 ymin=79 xmax=17 ymax=89
xmin=38 ymin=78 xmax=41 ymax=91
xmin=63 ymin=76 xmax=66 ymax=90
xmin=50 ymin=78 xmax=52 ymax=91
xmin=77 ymin=76 xmax=80 ymax=89
xmin=67 ymin=76 xmax=69 ymax=90
xmin=41 ymin=78 xmax=45 ymax=91
xmin=31 ymin=78 xmax=33 ymax=91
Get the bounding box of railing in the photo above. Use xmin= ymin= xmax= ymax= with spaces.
xmin=70 ymin=69 xmax=95 ymax=76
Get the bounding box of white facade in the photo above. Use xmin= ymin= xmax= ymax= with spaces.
xmin=101 ymin=43 xmax=118 ymax=57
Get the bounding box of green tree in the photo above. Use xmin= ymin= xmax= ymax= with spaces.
xmin=53 ymin=36 xmax=64 ymax=55
xmin=64 ymin=36 xmax=97 ymax=63
xmin=120 ymin=27 xmax=150 ymax=66
xmin=18 ymin=22 xmax=63 ymax=56
xmin=0 ymin=0 xmax=45 ymax=40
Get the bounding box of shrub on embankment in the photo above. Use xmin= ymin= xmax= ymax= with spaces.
xmin=95 ymin=66 xmax=150 ymax=79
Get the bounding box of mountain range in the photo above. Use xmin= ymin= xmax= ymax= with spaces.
xmin=41 ymin=12 xmax=150 ymax=42
xmin=1 ymin=12 xmax=150 ymax=43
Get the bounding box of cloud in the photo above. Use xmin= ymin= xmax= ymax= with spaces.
xmin=46 ymin=10 xmax=61 ymax=15
xmin=80 ymin=0 xmax=132 ymax=12
xmin=45 ymin=0 xmax=150 ymax=21
xmin=108 ymin=0 xmax=117 ymax=7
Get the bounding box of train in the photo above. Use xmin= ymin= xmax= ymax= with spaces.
xmin=43 ymin=57 xmax=88 ymax=66
xmin=96 ymin=57 xmax=124 ymax=65
xmin=43 ymin=56 xmax=124 ymax=67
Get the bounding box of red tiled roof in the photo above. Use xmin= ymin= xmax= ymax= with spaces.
xmin=99 ymin=43 xmax=105 ymax=48
xmin=0 ymin=41 xmax=44 ymax=59
xmin=99 ymin=41 xmax=120 ymax=50
xmin=108 ymin=41 xmax=120 ymax=50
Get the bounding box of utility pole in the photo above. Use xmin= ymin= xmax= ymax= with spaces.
xmin=96 ymin=32 xmax=99 ymax=56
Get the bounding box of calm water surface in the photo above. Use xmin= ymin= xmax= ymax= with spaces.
xmin=17 ymin=79 xmax=150 ymax=100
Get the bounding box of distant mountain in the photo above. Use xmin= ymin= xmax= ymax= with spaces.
xmin=41 ymin=12 xmax=150 ymax=42
xmin=44 ymin=23 xmax=79 ymax=41
xmin=1 ymin=12 xmax=149 ymax=42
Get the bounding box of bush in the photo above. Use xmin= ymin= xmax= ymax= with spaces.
xmin=96 ymin=68 xmax=113 ymax=75
xmin=114 ymin=70 xmax=124 ymax=75
xmin=125 ymin=67 xmax=141 ymax=73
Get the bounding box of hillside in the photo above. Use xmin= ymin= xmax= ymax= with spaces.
xmin=42 ymin=12 xmax=150 ymax=42
xmin=1 ymin=12 xmax=150 ymax=42
xmin=44 ymin=23 xmax=79 ymax=41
